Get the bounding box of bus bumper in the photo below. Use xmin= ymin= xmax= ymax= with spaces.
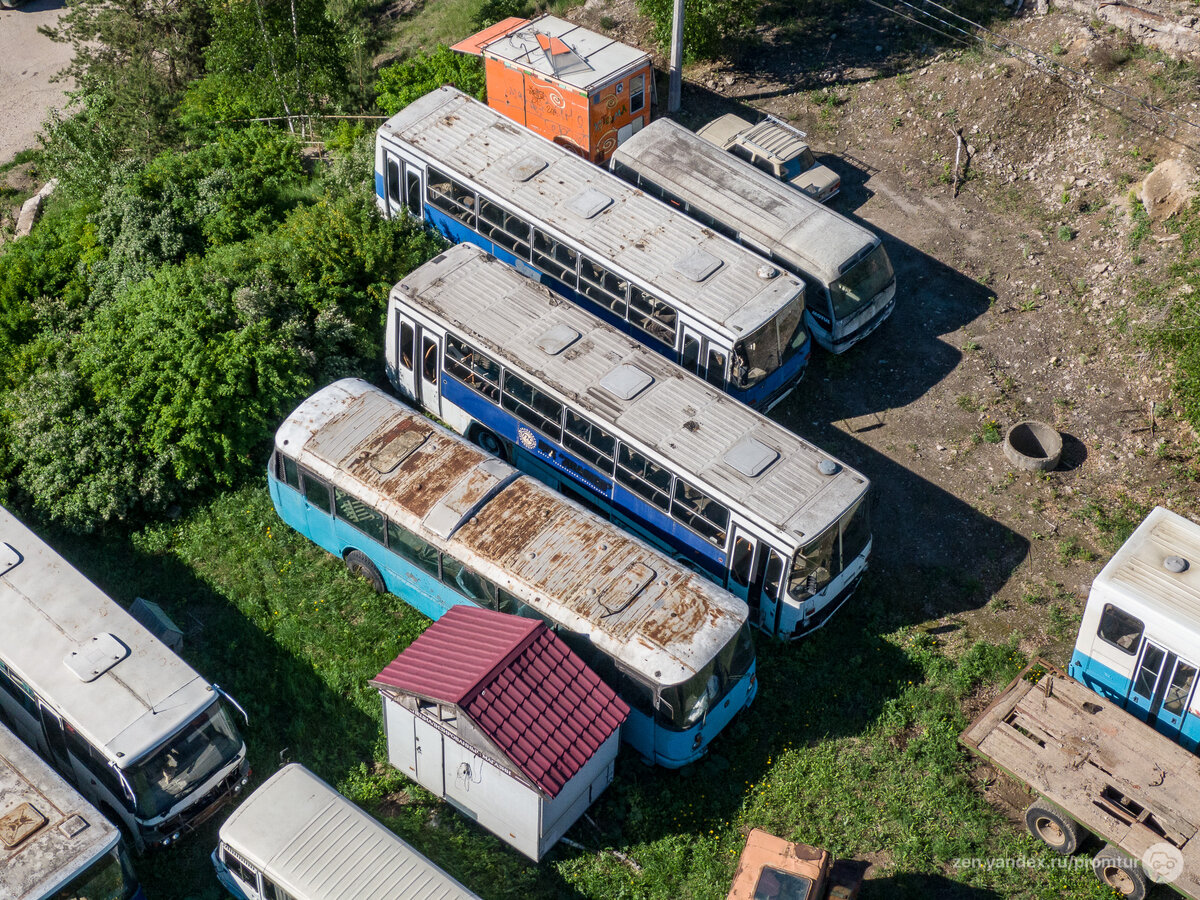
xmin=142 ymin=757 xmax=251 ymax=850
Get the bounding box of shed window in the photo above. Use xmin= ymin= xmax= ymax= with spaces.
xmin=478 ymin=198 xmax=531 ymax=259
xmin=426 ymin=167 xmax=476 ymax=227
xmin=335 ymin=488 xmax=385 ymax=544
xmin=502 ymin=371 xmax=563 ymax=441
xmin=1097 ymin=604 xmax=1144 ymax=655
xmin=629 ymin=74 xmax=645 ymax=113
xmin=616 ymin=444 xmax=671 ymax=511
xmin=533 ymin=229 xmax=578 ymax=288
xmin=444 ymin=336 xmax=501 ymax=402
xmin=629 ymin=287 xmax=676 ymax=348
xmin=300 ymin=469 xmax=331 ymax=513
xmin=671 ymin=480 xmax=730 ymax=547
xmin=564 ymin=410 xmax=615 ymax=474
xmin=387 ymin=522 xmax=440 ymax=578
xmin=579 ymin=257 xmax=627 ymax=317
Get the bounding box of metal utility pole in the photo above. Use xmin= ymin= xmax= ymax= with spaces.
xmin=668 ymin=0 xmax=684 ymax=112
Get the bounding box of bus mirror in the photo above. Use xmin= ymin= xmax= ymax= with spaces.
xmin=212 ymin=684 xmax=249 ymax=727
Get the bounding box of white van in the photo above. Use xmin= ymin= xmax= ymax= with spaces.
xmin=213 ymin=764 xmax=483 ymax=900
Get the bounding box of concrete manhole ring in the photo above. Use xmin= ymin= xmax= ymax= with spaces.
xmin=1003 ymin=420 xmax=1063 ymax=471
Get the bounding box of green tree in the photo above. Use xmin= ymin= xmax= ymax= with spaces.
xmin=375 ymin=45 xmax=485 ymax=116
xmin=637 ymin=0 xmax=759 ymax=61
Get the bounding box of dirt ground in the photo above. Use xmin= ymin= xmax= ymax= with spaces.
xmin=0 ymin=0 xmax=72 ymax=165
xmin=567 ymin=0 xmax=1200 ymax=672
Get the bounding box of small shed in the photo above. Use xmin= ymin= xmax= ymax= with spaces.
xmin=451 ymin=15 xmax=652 ymax=163
xmin=371 ymin=605 xmax=629 ymax=860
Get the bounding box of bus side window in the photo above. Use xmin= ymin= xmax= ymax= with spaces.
xmin=629 ymin=287 xmax=677 ymax=349
xmin=0 ymin=662 xmax=39 ymax=717
xmin=498 ymin=589 xmax=544 ymax=621
xmin=439 ymin=555 xmax=499 ymax=609
xmin=334 ymin=487 xmax=386 ymax=544
xmin=671 ymin=480 xmax=729 ymax=547
xmin=399 ymin=321 xmax=415 ymax=372
xmin=278 ymin=454 xmax=300 ymax=490
xmin=616 ymin=444 xmax=672 ymax=512
xmin=422 ymin=337 xmax=438 ymax=384
xmin=264 ymin=877 xmax=298 ymax=900
xmin=564 ymin=410 xmax=616 ymax=475
xmin=300 ymin=469 xmax=332 ymax=513
xmin=1097 ymin=604 xmax=1145 ymax=655
xmin=444 ymin=336 xmax=500 ymax=402
xmin=580 ymin=257 xmax=627 ymax=317
xmin=426 ymin=167 xmax=475 ymax=227
xmin=222 ymin=848 xmax=261 ymax=894
xmin=386 ymin=521 xmax=441 ymax=579
xmin=730 ymin=537 xmax=754 ymax=587
xmin=532 ymin=229 xmax=578 ymax=288
xmin=502 ymin=371 xmax=563 ymax=441
xmin=405 ymin=167 xmax=421 ymax=218
xmin=706 ymin=348 xmax=727 ymax=389
xmin=387 ymin=159 xmax=401 ymax=205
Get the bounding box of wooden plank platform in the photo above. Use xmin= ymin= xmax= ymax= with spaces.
xmin=962 ymin=662 xmax=1200 ymax=898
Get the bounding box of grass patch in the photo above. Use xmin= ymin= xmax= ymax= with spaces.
xmin=1078 ymin=496 xmax=1151 ymax=551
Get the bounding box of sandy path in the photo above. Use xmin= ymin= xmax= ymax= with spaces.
xmin=0 ymin=0 xmax=73 ymax=164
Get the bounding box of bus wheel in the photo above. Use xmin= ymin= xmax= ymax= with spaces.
xmin=1092 ymin=844 xmax=1148 ymax=900
xmin=472 ymin=428 xmax=507 ymax=462
xmin=344 ymin=550 xmax=384 ymax=593
xmin=1024 ymin=803 xmax=1083 ymax=855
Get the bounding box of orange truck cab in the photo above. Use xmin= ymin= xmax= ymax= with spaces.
xmin=728 ymin=830 xmax=862 ymax=900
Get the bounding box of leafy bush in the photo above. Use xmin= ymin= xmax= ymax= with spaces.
xmin=375 ymin=45 xmax=485 ymax=116
xmin=637 ymin=0 xmax=760 ymax=61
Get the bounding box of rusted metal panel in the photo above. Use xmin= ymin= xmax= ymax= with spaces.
xmin=962 ymin=662 xmax=1200 ymax=899
xmin=727 ymin=829 xmax=862 ymax=900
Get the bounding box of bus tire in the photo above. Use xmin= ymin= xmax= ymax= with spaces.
xmin=1092 ymin=844 xmax=1148 ymax=899
xmin=471 ymin=428 xmax=507 ymax=462
xmin=1023 ymin=803 xmax=1083 ymax=855
xmin=344 ymin=550 xmax=385 ymax=593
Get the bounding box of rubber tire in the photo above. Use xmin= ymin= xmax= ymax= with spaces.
xmin=1024 ymin=803 xmax=1083 ymax=855
xmin=472 ymin=428 xmax=507 ymax=462
xmin=344 ymin=550 xmax=384 ymax=593
xmin=1092 ymin=844 xmax=1149 ymax=900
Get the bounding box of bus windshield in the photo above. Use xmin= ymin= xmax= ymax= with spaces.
xmin=50 ymin=845 xmax=139 ymax=900
xmin=127 ymin=704 xmax=243 ymax=818
xmin=829 ymin=244 xmax=894 ymax=321
xmin=732 ymin=295 xmax=807 ymax=388
xmin=658 ymin=623 xmax=755 ymax=729
xmin=788 ymin=496 xmax=870 ymax=603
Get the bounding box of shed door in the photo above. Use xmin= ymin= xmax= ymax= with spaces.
xmin=413 ymin=715 xmax=445 ymax=797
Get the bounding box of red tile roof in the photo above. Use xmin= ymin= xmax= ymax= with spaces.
xmin=373 ymin=605 xmax=629 ymax=798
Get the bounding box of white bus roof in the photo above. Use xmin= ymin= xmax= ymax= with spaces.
xmin=1 ymin=720 xmax=121 ymax=900
xmin=610 ymin=118 xmax=878 ymax=285
xmin=0 ymin=506 xmax=218 ymax=766
xmin=378 ymin=87 xmax=806 ymax=340
xmin=219 ymin=764 xmax=482 ymax=900
xmin=394 ymin=245 xmax=870 ymax=555
xmin=275 ymin=379 xmax=748 ymax=688
xmin=1091 ymin=506 xmax=1200 ymax=643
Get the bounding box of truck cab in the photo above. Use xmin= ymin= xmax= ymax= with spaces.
xmin=727 ymin=829 xmax=860 ymax=900
xmin=697 ymin=114 xmax=841 ymax=203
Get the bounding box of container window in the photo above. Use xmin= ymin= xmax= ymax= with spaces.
xmin=1097 ymin=604 xmax=1145 ymax=655
xmin=630 ymin=74 xmax=645 ymax=113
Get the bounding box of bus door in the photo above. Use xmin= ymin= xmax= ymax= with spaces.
xmin=419 ymin=332 xmax=442 ymax=418
xmin=1129 ymin=640 xmax=1199 ymax=741
xmin=681 ymin=328 xmax=705 ymax=379
xmin=392 ymin=316 xmax=418 ymax=402
xmin=383 ymin=153 xmax=404 ymax=218
xmin=729 ymin=530 xmax=783 ymax=634
xmin=38 ymin=703 xmax=73 ymax=773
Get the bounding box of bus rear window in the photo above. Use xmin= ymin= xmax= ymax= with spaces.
xmin=1097 ymin=604 xmax=1144 ymax=655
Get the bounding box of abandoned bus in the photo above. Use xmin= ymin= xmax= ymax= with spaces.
xmin=0 ymin=505 xmax=250 ymax=852
xmin=268 ymin=379 xmax=757 ymax=768
xmin=388 ymin=245 xmax=872 ymax=639
xmin=214 ymin=763 xmax=483 ymax=900
xmin=1 ymin=719 xmax=145 ymax=900
xmin=609 ymin=118 xmax=897 ymax=355
xmin=374 ymin=86 xmax=811 ymax=411
xmin=1069 ymin=506 xmax=1200 ymax=751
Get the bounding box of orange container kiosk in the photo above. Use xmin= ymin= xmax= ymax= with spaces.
xmin=451 ymin=15 xmax=652 ymax=163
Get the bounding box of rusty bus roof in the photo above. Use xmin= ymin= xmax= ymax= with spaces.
xmin=611 ymin=118 xmax=878 ymax=286
xmin=727 ymin=829 xmax=829 ymax=900
xmin=377 ymin=87 xmax=806 ymax=341
xmin=1 ymin=720 xmax=122 ymax=900
xmin=276 ymin=379 xmax=749 ymax=687
xmin=392 ymin=244 xmax=870 ymax=555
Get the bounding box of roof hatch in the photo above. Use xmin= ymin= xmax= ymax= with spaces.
xmin=370 ymin=431 xmax=427 ymax=474
xmin=510 ymin=155 xmax=548 ymax=182
xmin=567 ymin=188 xmax=613 ymax=219
xmin=64 ymin=633 xmax=130 ymax=682
xmin=0 ymin=802 xmax=46 ymax=849
xmin=535 ymin=324 xmax=581 ymax=356
xmin=723 ymin=438 xmax=779 ymax=477
xmin=599 ymin=365 xmax=654 ymax=400
xmin=596 ymin=561 xmax=656 ymax=615
xmin=674 ymin=248 xmax=723 ymax=282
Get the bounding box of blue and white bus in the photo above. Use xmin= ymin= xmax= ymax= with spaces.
xmin=268 ymin=378 xmax=757 ymax=768
xmin=1 ymin=719 xmax=145 ymax=900
xmin=387 ymin=244 xmax=872 ymax=639
xmin=1070 ymin=506 xmax=1200 ymax=751
xmin=0 ymin=504 xmax=251 ymax=852
xmin=609 ymin=118 xmax=897 ymax=355
xmin=374 ymin=86 xmax=811 ymax=411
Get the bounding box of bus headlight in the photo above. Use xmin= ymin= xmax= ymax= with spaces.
xmin=692 ymin=732 xmax=704 ymax=749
